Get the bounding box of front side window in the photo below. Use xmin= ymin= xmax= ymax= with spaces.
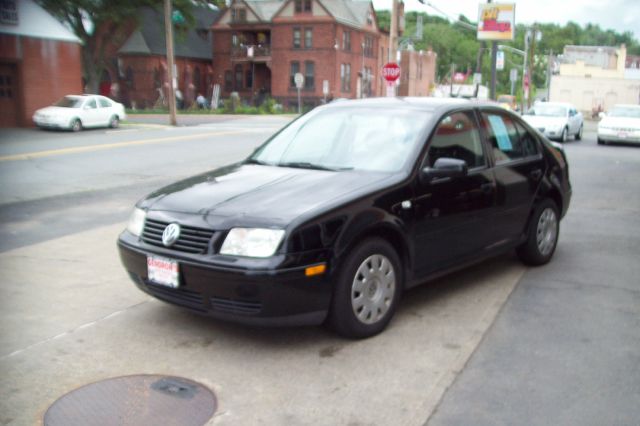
xmin=86 ymin=99 xmax=98 ymax=109
xmin=481 ymin=111 xmax=539 ymax=164
xmin=427 ymin=111 xmax=486 ymax=169
xmin=250 ymin=108 xmax=429 ymax=172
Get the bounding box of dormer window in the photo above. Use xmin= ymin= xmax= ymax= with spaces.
xmin=367 ymin=11 xmax=373 ymax=25
xmin=294 ymin=0 xmax=312 ymax=13
xmin=231 ymin=8 xmax=247 ymax=23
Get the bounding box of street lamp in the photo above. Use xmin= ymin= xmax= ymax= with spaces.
xmin=499 ymin=44 xmax=528 ymax=111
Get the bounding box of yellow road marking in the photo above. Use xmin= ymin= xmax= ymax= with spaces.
xmin=0 ymin=130 xmax=250 ymax=162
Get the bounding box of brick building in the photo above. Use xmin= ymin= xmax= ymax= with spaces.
xmin=109 ymin=6 xmax=219 ymax=109
xmin=397 ymin=48 xmax=437 ymax=97
xmin=0 ymin=0 xmax=82 ymax=127
xmin=211 ymin=0 xmax=389 ymax=109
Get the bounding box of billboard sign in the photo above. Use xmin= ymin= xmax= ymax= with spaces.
xmin=477 ymin=3 xmax=515 ymax=41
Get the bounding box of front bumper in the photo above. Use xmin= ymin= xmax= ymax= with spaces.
xmin=33 ymin=117 xmax=69 ymax=129
xmin=598 ymin=128 xmax=640 ymax=144
xmin=118 ymin=233 xmax=333 ymax=327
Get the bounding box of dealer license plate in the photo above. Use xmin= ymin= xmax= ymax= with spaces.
xmin=147 ymin=255 xmax=180 ymax=288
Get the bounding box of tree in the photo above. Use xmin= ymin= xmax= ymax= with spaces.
xmin=38 ymin=0 xmax=223 ymax=94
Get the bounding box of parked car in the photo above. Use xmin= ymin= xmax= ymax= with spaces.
xmin=522 ymin=102 xmax=583 ymax=142
xmin=497 ymin=94 xmax=519 ymax=112
xmin=597 ymin=104 xmax=640 ymax=145
xmin=118 ymin=98 xmax=572 ymax=338
xmin=33 ymin=95 xmax=126 ymax=131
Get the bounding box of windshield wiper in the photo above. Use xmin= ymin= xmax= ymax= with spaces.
xmin=278 ymin=161 xmax=352 ymax=171
xmin=245 ymin=158 xmax=270 ymax=166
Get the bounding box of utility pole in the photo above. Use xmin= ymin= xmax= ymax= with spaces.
xmin=164 ymin=0 xmax=177 ymax=126
xmin=389 ymin=0 xmax=398 ymax=63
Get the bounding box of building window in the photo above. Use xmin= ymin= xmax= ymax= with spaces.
xmin=363 ymin=36 xmax=373 ymax=57
xmin=294 ymin=0 xmax=312 ymax=13
xmin=341 ymin=63 xmax=351 ymax=92
xmin=224 ymin=71 xmax=233 ymax=91
xmin=232 ymin=33 xmax=239 ymax=47
xmin=194 ymin=67 xmax=201 ymax=93
xmin=293 ymin=27 xmax=301 ymax=49
xmin=234 ymin=64 xmax=243 ymax=90
xmin=231 ymin=8 xmax=247 ymax=23
xmin=246 ymin=69 xmax=253 ymax=89
xmin=304 ymin=61 xmax=314 ymax=89
xmin=304 ymin=28 xmax=313 ymax=49
xmin=343 ymin=31 xmax=351 ymax=51
xmin=290 ymin=61 xmax=300 ymax=87
xmin=367 ymin=11 xmax=373 ymax=25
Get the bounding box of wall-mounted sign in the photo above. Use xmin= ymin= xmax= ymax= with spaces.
xmin=477 ymin=3 xmax=515 ymax=41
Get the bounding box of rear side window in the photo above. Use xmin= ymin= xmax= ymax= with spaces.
xmin=427 ymin=111 xmax=486 ymax=169
xmin=99 ymin=98 xmax=112 ymax=108
xmin=481 ymin=112 xmax=538 ymax=164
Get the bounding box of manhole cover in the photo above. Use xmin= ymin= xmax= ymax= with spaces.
xmin=44 ymin=375 xmax=217 ymax=426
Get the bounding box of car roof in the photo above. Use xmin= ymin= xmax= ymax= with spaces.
xmin=611 ymin=104 xmax=640 ymax=109
xmin=535 ymin=102 xmax=573 ymax=108
xmin=323 ymin=97 xmax=498 ymax=114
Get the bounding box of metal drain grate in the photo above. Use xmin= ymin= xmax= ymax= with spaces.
xmin=44 ymin=375 xmax=217 ymax=426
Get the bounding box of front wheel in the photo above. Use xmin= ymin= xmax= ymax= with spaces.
xmin=559 ymin=127 xmax=568 ymax=143
xmin=70 ymin=118 xmax=82 ymax=132
xmin=328 ymin=238 xmax=402 ymax=339
xmin=517 ymin=199 xmax=560 ymax=266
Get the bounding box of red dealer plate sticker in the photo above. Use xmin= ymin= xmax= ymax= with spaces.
xmin=147 ymin=255 xmax=180 ymax=288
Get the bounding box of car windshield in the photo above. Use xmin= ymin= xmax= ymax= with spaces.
xmin=249 ymin=108 xmax=428 ymax=172
xmin=608 ymin=107 xmax=640 ymax=118
xmin=529 ymin=105 xmax=567 ymax=117
xmin=54 ymin=96 xmax=84 ymax=108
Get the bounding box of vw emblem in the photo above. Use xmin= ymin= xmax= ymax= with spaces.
xmin=162 ymin=223 xmax=181 ymax=247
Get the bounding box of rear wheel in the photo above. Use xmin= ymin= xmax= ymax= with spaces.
xmin=109 ymin=115 xmax=119 ymax=128
xmin=328 ymin=238 xmax=402 ymax=339
xmin=575 ymin=124 xmax=583 ymax=140
xmin=70 ymin=118 xmax=82 ymax=132
xmin=517 ymin=198 xmax=560 ymax=266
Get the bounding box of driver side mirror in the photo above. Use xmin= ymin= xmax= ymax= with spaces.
xmin=421 ymin=157 xmax=468 ymax=184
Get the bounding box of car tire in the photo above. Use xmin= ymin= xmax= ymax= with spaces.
xmin=575 ymin=124 xmax=583 ymax=140
xmin=597 ymin=137 xmax=606 ymax=145
xmin=560 ymin=127 xmax=568 ymax=143
xmin=328 ymin=238 xmax=402 ymax=339
xmin=109 ymin=115 xmax=120 ymax=128
xmin=516 ymin=198 xmax=560 ymax=266
xmin=70 ymin=119 xmax=82 ymax=132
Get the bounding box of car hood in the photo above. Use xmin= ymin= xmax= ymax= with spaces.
xmin=35 ymin=106 xmax=77 ymax=116
xmin=141 ymin=164 xmax=398 ymax=227
xmin=523 ymin=115 xmax=567 ymax=129
xmin=600 ymin=116 xmax=640 ymax=129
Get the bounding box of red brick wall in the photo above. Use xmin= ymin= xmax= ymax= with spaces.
xmin=0 ymin=34 xmax=82 ymax=127
xmin=212 ymin=20 xmax=388 ymax=110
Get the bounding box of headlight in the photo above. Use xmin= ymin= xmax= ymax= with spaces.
xmin=126 ymin=208 xmax=146 ymax=236
xmin=220 ymin=228 xmax=285 ymax=258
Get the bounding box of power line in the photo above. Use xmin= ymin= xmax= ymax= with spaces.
xmin=417 ymin=0 xmax=477 ymax=32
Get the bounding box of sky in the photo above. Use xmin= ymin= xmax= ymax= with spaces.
xmin=371 ymin=0 xmax=640 ymax=41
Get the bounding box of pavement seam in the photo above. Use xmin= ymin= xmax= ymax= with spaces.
xmin=422 ymin=267 xmax=528 ymax=426
xmin=0 ymin=300 xmax=150 ymax=361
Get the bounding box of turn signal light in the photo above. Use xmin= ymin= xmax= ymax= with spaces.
xmin=305 ymin=264 xmax=326 ymax=277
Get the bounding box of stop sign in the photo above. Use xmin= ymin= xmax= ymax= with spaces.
xmin=382 ymin=63 xmax=401 ymax=82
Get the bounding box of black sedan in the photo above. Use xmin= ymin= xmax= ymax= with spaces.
xmin=118 ymin=98 xmax=571 ymax=338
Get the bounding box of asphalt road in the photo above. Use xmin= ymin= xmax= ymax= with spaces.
xmin=0 ymin=116 xmax=638 ymax=425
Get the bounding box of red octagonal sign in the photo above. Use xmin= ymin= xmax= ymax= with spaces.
xmin=382 ymin=62 xmax=401 ymax=82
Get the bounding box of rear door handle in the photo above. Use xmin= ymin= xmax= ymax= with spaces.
xmin=530 ymin=169 xmax=543 ymax=181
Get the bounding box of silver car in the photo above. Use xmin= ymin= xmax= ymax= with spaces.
xmin=522 ymin=102 xmax=584 ymax=142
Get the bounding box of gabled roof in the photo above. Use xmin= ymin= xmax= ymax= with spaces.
xmin=118 ymin=5 xmax=219 ymax=60
xmin=0 ymin=0 xmax=81 ymax=43
xmin=245 ymin=1 xmax=282 ymax=21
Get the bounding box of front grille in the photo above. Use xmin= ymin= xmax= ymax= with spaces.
xmin=142 ymin=219 xmax=215 ymax=254
xmin=210 ymin=297 xmax=262 ymax=315
xmin=145 ymin=282 xmax=207 ymax=312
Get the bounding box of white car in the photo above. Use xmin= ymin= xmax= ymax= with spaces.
xmin=33 ymin=95 xmax=127 ymax=131
xmin=597 ymin=104 xmax=640 ymax=145
xmin=522 ymin=102 xmax=583 ymax=142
